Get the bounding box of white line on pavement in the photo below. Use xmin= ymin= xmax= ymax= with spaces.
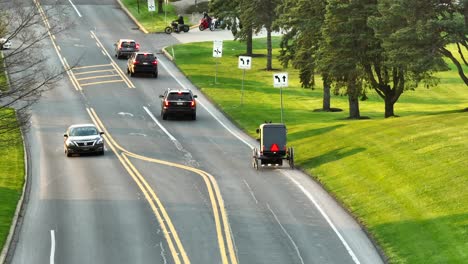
xmin=68 ymin=0 xmax=82 ymax=17
xmin=267 ymin=204 xmax=305 ymax=264
xmin=143 ymin=106 xmax=177 ymax=142
xmin=284 ymin=173 xmax=361 ymax=264
xmin=50 ymin=230 xmax=55 ymax=264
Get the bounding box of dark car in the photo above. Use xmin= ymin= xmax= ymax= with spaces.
xmin=114 ymin=39 xmax=140 ymax=59
xmin=127 ymin=52 xmax=158 ymax=78
xmin=159 ymin=88 xmax=197 ymax=120
xmin=64 ymin=124 xmax=105 ymax=157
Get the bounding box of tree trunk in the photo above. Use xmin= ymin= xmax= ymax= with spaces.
xmin=246 ymin=27 xmax=253 ymax=56
xmin=347 ymin=78 xmax=361 ymax=119
xmin=266 ymin=29 xmax=272 ymax=70
xmin=158 ymin=0 xmax=163 ymax=14
xmin=384 ymin=97 xmax=395 ymax=118
xmin=322 ymin=74 xmax=331 ymax=111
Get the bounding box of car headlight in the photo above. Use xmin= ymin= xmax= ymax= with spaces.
xmin=66 ymin=139 xmax=75 ymax=147
xmin=96 ymin=138 xmax=104 ymax=144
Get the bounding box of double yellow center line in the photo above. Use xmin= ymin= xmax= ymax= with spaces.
xmin=87 ymin=108 xmax=238 ymax=264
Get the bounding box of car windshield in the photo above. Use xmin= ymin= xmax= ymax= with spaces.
xmin=70 ymin=127 xmax=98 ymax=137
xmin=167 ymin=92 xmax=192 ymax=100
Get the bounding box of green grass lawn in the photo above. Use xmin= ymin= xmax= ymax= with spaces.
xmin=121 ymin=0 xmax=179 ymax=32
xmin=0 ymin=108 xmax=24 ymax=251
xmin=168 ymin=39 xmax=468 ymax=263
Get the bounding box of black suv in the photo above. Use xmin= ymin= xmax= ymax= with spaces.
xmin=127 ymin=52 xmax=158 ymax=78
xmin=159 ymin=89 xmax=198 ymax=120
xmin=114 ymin=39 xmax=140 ymax=59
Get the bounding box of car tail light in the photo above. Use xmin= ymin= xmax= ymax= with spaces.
xmin=136 ymin=43 xmax=140 ymax=50
xmin=133 ymin=61 xmax=139 ymax=65
xmin=191 ymin=100 xmax=196 ymax=107
xmin=164 ymin=100 xmax=169 ymax=108
xmin=152 ymin=60 xmax=157 ymax=65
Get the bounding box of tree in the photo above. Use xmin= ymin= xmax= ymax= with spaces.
xmin=366 ymin=0 xmax=447 ymax=117
xmin=158 ymin=0 xmax=164 ymax=14
xmin=433 ymin=0 xmax=468 ymax=86
xmin=319 ymin=0 xmax=372 ymax=119
xmin=0 ymin=1 xmax=71 ymax=137
xmin=239 ymin=0 xmax=281 ymax=70
xmin=276 ymin=0 xmax=336 ymax=111
xmin=210 ymin=0 xmax=254 ymax=55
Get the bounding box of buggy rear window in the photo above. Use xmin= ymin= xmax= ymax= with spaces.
xmin=167 ymin=92 xmax=192 ymax=101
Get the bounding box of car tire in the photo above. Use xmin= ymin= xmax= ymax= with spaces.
xmin=130 ymin=71 xmax=135 ymax=77
xmin=99 ymin=150 xmax=104 ymax=156
xmin=162 ymin=113 xmax=167 ymax=120
xmin=65 ymin=149 xmax=72 ymax=157
xmin=153 ymin=72 xmax=158 ymax=78
xmin=192 ymin=113 xmax=196 ymax=120
xmin=127 ymin=67 xmax=130 ymax=74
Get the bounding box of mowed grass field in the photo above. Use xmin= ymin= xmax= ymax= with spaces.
xmin=168 ymin=38 xmax=468 ymax=263
xmin=0 ymin=108 xmax=24 ymax=252
xmin=121 ymin=0 xmax=177 ymax=32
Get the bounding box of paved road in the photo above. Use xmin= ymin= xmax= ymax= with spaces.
xmin=7 ymin=1 xmax=384 ymax=264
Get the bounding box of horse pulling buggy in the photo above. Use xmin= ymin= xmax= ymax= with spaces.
xmin=252 ymin=123 xmax=294 ymax=170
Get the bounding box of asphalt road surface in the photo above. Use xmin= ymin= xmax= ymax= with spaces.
xmin=7 ymin=1 xmax=384 ymax=263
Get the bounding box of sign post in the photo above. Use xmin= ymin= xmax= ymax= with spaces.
xmin=213 ymin=40 xmax=223 ymax=83
xmin=273 ymin=73 xmax=288 ymax=123
xmin=238 ymin=56 xmax=252 ymax=105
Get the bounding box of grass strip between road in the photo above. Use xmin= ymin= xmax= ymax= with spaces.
xmin=120 ymin=0 xmax=177 ymax=32
xmin=0 ymin=108 xmax=25 ymax=254
xmin=166 ymin=38 xmax=468 ymax=264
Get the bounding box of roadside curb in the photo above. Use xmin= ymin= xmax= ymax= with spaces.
xmin=116 ymin=0 xmax=149 ymax=34
xmin=161 ymin=46 xmax=174 ymax=61
xmin=0 ymin=121 xmax=30 ymax=264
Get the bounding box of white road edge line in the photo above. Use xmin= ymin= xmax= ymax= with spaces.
xmin=285 ymin=174 xmax=361 ymax=264
xmin=266 ymin=204 xmax=305 ymax=264
xmin=143 ymin=106 xmax=177 ymax=142
xmin=50 ymin=230 xmax=55 ymax=264
xmin=159 ymin=53 xmax=362 ymax=264
xmin=68 ymin=0 xmax=82 ymax=17
xmin=157 ymin=60 xmax=254 ymax=149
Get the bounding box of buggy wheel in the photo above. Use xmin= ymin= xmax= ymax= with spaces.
xmin=288 ymin=147 xmax=295 ymax=169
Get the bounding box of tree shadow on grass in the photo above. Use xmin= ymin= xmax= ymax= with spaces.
xmin=288 ymin=124 xmax=345 ymax=141
xmin=371 ymin=213 xmax=468 ymax=263
xmin=301 ymin=147 xmax=366 ymax=168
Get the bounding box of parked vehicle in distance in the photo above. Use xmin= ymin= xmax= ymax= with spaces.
xmin=64 ymin=124 xmax=105 ymax=157
xmin=127 ymin=52 xmax=158 ymax=78
xmin=0 ymin=38 xmax=12 ymax=49
xmin=159 ymin=88 xmax=197 ymax=120
xmin=114 ymin=39 xmax=140 ymax=59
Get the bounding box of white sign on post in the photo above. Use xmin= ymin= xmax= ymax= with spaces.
xmin=213 ymin=40 xmax=223 ymax=58
xmin=148 ymin=0 xmax=156 ymax=11
xmin=273 ymin=73 xmax=288 ymax=88
xmin=238 ymin=56 xmax=252 ymax=69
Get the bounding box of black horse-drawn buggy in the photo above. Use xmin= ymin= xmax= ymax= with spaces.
xmin=252 ymin=123 xmax=294 ymax=170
